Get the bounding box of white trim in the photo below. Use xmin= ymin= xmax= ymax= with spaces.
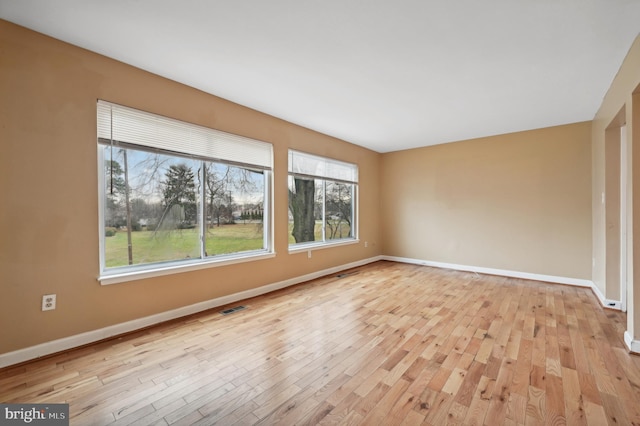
xmin=383 ymin=256 xmax=593 ymax=286
xmin=99 ymin=252 xmax=276 ymax=285
xmin=590 ymin=282 xmax=622 ymax=310
xmin=620 ymin=124 xmax=629 ymax=312
xmin=384 ymin=256 xmax=627 ymax=311
xmin=624 ymin=331 xmax=640 ymax=354
xmin=0 ymin=256 xmax=383 ymax=369
xmin=288 ymin=238 xmax=360 ymax=254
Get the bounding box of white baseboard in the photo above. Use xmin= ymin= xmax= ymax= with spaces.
xmin=383 ymin=256 xmax=593 ymax=286
xmin=590 ymin=282 xmax=622 ymax=310
xmin=624 ymin=331 xmax=640 ymax=354
xmin=383 ymin=256 xmax=625 ymax=311
xmin=2 ymin=255 xmax=628 ymax=368
xmin=0 ymin=256 xmax=384 ymax=369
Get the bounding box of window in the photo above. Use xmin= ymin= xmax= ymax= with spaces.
xmin=288 ymin=150 xmax=358 ymax=248
xmin=97 ymin=101 xmax=273 ymax=282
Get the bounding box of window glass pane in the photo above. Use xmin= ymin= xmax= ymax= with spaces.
xmin=325 ymin=181 xmax=353 ymax=240
xmin=315 ymin=180 xmax=324 ymax=241
xmin=288 ymin=176 xmax=322 ymax=244
xmin=204 ymin=163 xmax=265 ymax=256
xmin=99 ymin=102 xmax=274 ymax=278
xmin=287 ymin=150 xmax=357 ymax=248
xmin=103 ymin=146 xmax=200 ymax=268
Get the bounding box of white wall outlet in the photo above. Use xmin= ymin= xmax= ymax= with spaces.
xmin=42 ymin=294 xmax=56 ymax=311
xmin=365 ymin=241 xmax=369 ymax=247
xmin=307 ymin=250 xmax=312 ymax=259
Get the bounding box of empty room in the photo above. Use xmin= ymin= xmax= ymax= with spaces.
xmin=1 ymin=1 xmax=640 ymax=425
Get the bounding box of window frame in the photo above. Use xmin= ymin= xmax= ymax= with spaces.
xmin=287 ymin=150 xmax=359 ymax=252
xmin=97 ymin=101 xmax=274 ymax=285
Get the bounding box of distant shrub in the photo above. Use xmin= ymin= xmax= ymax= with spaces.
xmin=105 ymin=227 xmax=117 ymax=237
xmin=146 ymin=223 xmax=157 ymax=231
xmin=178 ymin=222 xmax=196 ymax=229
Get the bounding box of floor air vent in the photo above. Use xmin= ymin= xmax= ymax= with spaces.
xmin=221 ymin=305 xmax=247 ymax=315
xmin=336 ymin=271 xmax=359 ymax=278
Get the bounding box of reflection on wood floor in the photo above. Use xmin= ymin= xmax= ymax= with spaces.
xmin=1 ymin=261 xmax=639 ymax=425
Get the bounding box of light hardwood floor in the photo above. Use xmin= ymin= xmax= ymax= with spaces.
xmin=1 ymin=261 xmax=639 ymax=425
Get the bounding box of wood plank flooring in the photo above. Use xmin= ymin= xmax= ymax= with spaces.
xmin=1 ymin=261 xmax=639 ymax=425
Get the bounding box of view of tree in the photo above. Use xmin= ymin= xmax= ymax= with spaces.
xmin=104 ymin=159 xmax=126 ymax=228
xmin=108 ymin=150 xmax=352 ymax=250
xmin=105 ymin=159 xmax=126 ymax=196
xmin=104 ymin=152 xmax=135 ymax=264
xmin=158 ymin=163 xmax=198 ymax=229
xmin=103 ymin=145 xmax=267 ymax=268
xmin=325 ymin=182 xmax=352 ymax=239
xmin=204 ymin=163 xmax=232 ymax=227
xmin=128 ymin=198 xmax=153 ymax=231
xmin=289 ymin=177 xmax=317 ymax=243
xmin=288 ymin=177 xmax=354 ymax=244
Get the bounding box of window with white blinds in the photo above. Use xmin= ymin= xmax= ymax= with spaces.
xmin=97 ymin=101 xmax=272 ymax=170
xmin=97 ymin=101 xmax=273 ymax=284
xmin=288 ymin=150 xmax=357 ymax=248
xmin=288 ymin=150 xmax=358 ymax=183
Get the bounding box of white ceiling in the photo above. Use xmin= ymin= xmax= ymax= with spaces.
xmin=1 ymin=1 xmax=639 ymax=153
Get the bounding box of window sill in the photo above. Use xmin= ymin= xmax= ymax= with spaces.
xmin=99 ymin=251 xmax=275 ymax=285
xmin=288 ymin=238 xmax=359 ymax=254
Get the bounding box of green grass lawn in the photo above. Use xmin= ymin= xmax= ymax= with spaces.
xmin=287 ymin=221 xmax=351 ymax=243
xmin=106 ymin=221 xmax=352 ymax=268
xmin=105 ymin=223 xmax=264 ymax=268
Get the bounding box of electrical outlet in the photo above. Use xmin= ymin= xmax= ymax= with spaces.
xmin=365 ymin=241 xmax=369 ymax=247
xmin=307 ymin=250 xmax=312 ymax=259
xmin=42 ymin=294 xmax=56 ymax=311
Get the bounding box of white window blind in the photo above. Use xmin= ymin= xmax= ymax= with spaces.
xmin=288 ymin=150 xmax=358 ymax=183
xmin=97 ymin=100 xmax=273 ymax=170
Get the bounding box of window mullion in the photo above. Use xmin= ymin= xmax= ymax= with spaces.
xmin=322 ymin=179 xmax=326 ymax=242
xmin=199 ymin=162 xmax=206 ymax=259
xmin=351 ymin=184 xmax=355 ymax=239
xmin=264 ymin=172 xmax=270 ymax=251
xmin=98 ymin=147 xmax=106 ymax=273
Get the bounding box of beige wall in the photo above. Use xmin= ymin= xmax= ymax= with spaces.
xmin=604 ymin=127 xmax=621 ymax=300
xmin=3 ymin=17 xmax=629 ymax=358
xmin=380 ymin=123 xmax=592 ymax=279
xmin=592 ymin=34 xmax=640 ymax=341
xmin=0 ymin=20 xmax=382 ymax=354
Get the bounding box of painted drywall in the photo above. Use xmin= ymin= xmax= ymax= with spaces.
xmin=380 ymin=122 xmax=592 ymax=280
xmin=604 ymin=127 xmax=621 ymax=301
xmin=0 ymin=20 xmax=382 ymax=354
xmin=592 ymin=33 xmax=640 ymax=341
xmin=4 ymin=15 xmax=633 ymax=359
